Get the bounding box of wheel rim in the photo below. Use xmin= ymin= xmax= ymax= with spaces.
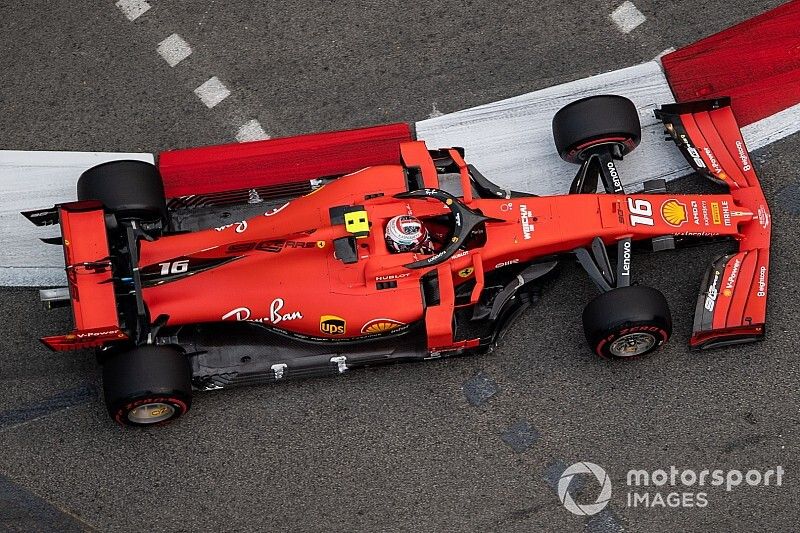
xmin=578 ymin=141 xmax=628 ymax=161
xmin=609 ymin=332 xmax=657 ymax=357
xmin=127 ymin=402 xmax=176 ymax=424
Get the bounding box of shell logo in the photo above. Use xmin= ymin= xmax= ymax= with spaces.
xmin=661 ymin=199 xmax=688 ymax=227
xmin=361 ymin=318 xmax=405 ymax=334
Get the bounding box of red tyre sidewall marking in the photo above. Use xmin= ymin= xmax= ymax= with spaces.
xmin=595 ymin=326 xmax=669 ymax=357
xmin=568 ymin=136 xmax=632 ymax=160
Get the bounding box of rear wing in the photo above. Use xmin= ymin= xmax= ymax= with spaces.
xmin=39 ymin=201 xmax=126 ymax=351
xmin=656 ymin=99 xmax=771 ymax=349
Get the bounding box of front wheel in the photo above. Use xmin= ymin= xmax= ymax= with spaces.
xmin=102 ymin=345 xmax=192 ymax=426
xmin=582 ymin=285 xmax=672 ymax=359
xmin=552 ymin=95 xmax=641 ymax=164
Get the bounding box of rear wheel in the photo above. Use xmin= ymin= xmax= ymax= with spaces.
xmin=77 ymin=160 xmax=167 ymax=222
xmin=582 ymin=285 xmax=672 ymax=359
xmin=552 ymin=95 xmax=641 ymax=164
xmin=102 ymin=345 xmax=192 ymax=426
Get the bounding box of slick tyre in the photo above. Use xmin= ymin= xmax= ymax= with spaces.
xmin=582 ymin=285 xmax=672 ymax=359
xmin=77 ymin=160 xmax=167 ymax=221
xmin=553 ymin=95 xmax=641 ymax=164
xmin=102 ymin=345 xmax=192 ymax=426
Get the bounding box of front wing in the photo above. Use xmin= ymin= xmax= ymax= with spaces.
xmin=657 ymin=98 xmax=771 ymax=349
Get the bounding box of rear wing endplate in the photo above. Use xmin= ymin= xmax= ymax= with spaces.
xmin=39 ymin=201 xmax=126 ymax=351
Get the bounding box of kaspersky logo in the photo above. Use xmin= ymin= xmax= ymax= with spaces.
xmin=558 ymin=462 xmax=612 ymax=516
xmin=661 ymin=199 xmax=688 ymax=227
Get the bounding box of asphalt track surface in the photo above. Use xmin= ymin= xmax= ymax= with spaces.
xmin=0 ymin=1 xmax=797 ymax=532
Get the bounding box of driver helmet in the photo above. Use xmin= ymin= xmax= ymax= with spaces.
xmin=385 ymin=215 xmax=430 ymax=253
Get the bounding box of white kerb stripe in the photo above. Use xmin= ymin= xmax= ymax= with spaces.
xmin=611 ymin=1 xmax=647 ymax=34
xmin=115 ymin=0 xmax=151 ymax=21
xmin=415 ymin=61 xmax=684 ymax=197
xmin=236 ymin=120 xmax=270 ymax=142
xmin=0 ymin=151 xmax=155 ymax=287
xmin=157 ymin=34 xmax=192 ymax=67
xmin=194 ymin=77 xmax=231 ymax=109
xmin=743 ymin=101 xmax=800 ymax=150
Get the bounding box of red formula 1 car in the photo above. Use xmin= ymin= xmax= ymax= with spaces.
xmin=25 ymin=95 xmax=771 ymax=426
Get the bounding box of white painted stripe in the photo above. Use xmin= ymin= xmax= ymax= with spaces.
xmin=0 ymin=151 xmax=154 ymax=168
xmin=610 ymin=1 xmax=647 ymax=34
xmin=0 ymin=267 xmax=64 ymax=287
xmin=416 ymin=61 xmax=686 ymax=196
xmin=194 ymin=76 xmax=231 ymax=109
xmin=115 ymin=0 xmax=151 ymax=21
xmin=157 ymin=34 xmax=192 ymax=67
xmin=743 ymin=101 xmax=800 ymax=150
xmin=428 ymin=103 xmax=445 ymax=119
xmin=0 ymin=151 xmax=155 ymax=286
xmin=235 ymin=120 xmax=270 ymax=142
xmin=416 ymin=62 xmax=800 ymax=197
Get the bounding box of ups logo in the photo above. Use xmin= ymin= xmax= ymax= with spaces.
xmin=320 ymin=315 xmax=346 ymax=335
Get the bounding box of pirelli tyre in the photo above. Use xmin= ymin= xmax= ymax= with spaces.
xmin=77 ymin=160 xmax=167 ymax=222
xmin=582 ymin=285 xmax=672 ymax=359
xmin=552 ymin=95 xmax=641 ymax=164
xmin=102 ymin=345 xmax=192 ymax=427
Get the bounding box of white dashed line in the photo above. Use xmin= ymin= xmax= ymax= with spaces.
xmin=157 ymin=34 xmax=192 ymax=67
xmin=610 ymin=1 xmax=647 ymax=34
xmin=115 ymin=3 xmax=269 ymax=140
xmin=194 ymin=77 xmax=231 ymax=108
xmin=236 ymin=120 xmax=270 ymax=142
xmin=115 ymin=0 xmax=151 ymax=21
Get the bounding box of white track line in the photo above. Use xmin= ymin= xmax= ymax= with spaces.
xmin=115 ymin=0 xmax=151 ymax=21
xmin=743 ymin=101 xmax=800 ymax=150
xmin=236 ymin=120 xmax=270 ymax=142
xmin=611 ymin=1 xmax=647 ymax=34
xmin=117 ymin=2 xmax=269 ymax=142
xmin=194 ymin=76 xmax=231 ymax=108
xmin=428 ymin=103 xmax=445 ymax=119
xmin=157 ymin=34 xmax=192 ymax=67
xmin=416 ymin=61 xmax=686 ymax=196
xmin=0 ymin=151 xmax=155 ymax=286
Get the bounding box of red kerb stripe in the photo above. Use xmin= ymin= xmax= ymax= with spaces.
xmin=158 ymin=122 xmax=413 ymax=198
xmin=662 ymin=2 xmax=800 ymax=126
